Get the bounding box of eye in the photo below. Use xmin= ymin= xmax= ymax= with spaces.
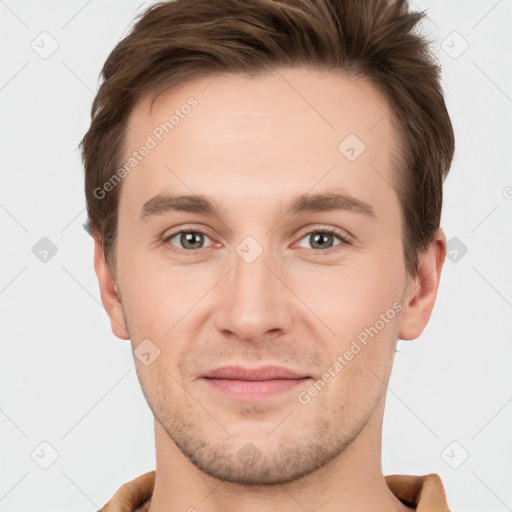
xmin=164 ymin=230 xmax=214 ymax=251
xmin=162 ymin=226 xmax=351 ymax=255
xmin=295 ymin=228 xmax=350 ymax=254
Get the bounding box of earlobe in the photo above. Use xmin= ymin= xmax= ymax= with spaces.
xmin=397 ymin=229 xmax=447 ymax=341
xmin=92 ymin=232 xmax=130 ymax=340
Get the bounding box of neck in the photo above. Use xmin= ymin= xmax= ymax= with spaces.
xmin=147 ymin=400 xmax=413 ymax=512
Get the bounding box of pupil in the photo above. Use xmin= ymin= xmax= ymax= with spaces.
xmin=313 ymin=232 xmax=331 ymax=249
xmin=183 ymin=232 xmax=202 ymax=248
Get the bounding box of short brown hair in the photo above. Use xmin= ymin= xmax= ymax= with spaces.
xmin=80 ymin=0 xmax=455 ymax=278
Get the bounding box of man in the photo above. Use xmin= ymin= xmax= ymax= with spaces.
xmin=81 ymin=0 xmax=454 ymax=510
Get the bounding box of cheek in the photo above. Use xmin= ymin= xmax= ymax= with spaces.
xmin=300 ymin=349 xmax=387 ymax=427
xmin=117 ymin=254 xmax=199 ymax=334
xmin=291 ymin=260 xmax=400 ymax=334
xmin=134 ymin=357 xmax=186 ymax=421
xmin=317 ymin=316 xmax=397 ymax=410
xmin=296 ymin=264 xmax=402 ymax=386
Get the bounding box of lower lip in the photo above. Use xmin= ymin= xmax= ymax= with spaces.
xmin=203 ymin=377 xmax=310 ymax=399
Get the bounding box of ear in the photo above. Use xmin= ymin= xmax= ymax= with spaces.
xmin=398 ymin=228 xmax=447 ymax=341
xmin=93 ymin=231 xmax=130 ymax=340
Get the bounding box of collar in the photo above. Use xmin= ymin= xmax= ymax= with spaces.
xmin=100 ymin=470 xmax=450 ymax=512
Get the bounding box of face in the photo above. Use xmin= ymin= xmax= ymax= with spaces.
xmin=105 ymin=67 xmax=417 ymax=484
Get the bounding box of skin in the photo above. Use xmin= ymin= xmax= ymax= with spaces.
xmin=94 ymin=67 xmax=446 ymax=512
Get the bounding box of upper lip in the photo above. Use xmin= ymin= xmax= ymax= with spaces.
xmin=203 ymin=365 xmax=308 ymax=381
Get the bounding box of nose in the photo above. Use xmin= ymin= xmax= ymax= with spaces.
xmin=213 ymin=240 xmax=294 ymax=344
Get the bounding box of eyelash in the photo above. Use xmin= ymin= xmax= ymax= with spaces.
xmin=162 ymin=226 xmax=351 ymax=256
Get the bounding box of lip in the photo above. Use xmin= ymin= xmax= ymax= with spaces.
xmin=202 ymin=365 xmax=310 ymax=400
xmin=203 ymin=365 xmax=307 ymax=380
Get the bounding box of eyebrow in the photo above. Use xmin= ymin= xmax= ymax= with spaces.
xmin=140 ymin=191 xmax=376 ymax=221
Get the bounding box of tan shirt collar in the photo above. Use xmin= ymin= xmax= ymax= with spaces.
xmin=100 ymin=470 xmax=451 ymax=512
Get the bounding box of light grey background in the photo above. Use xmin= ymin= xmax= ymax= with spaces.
xmin=1 ymin=1 xmax=511 ymax=511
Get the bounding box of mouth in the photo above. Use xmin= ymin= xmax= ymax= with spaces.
xmin=201 ymin=365 xmax=311 ymax=400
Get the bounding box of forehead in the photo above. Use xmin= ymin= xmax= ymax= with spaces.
xmin=120 ymin=67 xmax=399 ymax=220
